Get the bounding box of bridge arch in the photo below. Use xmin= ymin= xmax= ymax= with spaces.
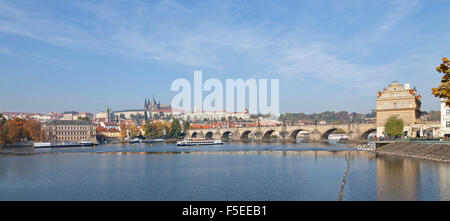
xmin=205 ymin=131 xmax=213 ymax=139
xmin=360 ymin=129 xmax=376 ymax=140
xmin=263 ymin=130 xmax=275 ymax=140
xmin=221 ymin=131 xmax=232 ymax=140
xmin=240 ymin=130 xmax=253 ymax=140
xmin=321 ymin=128 xmax=338 ymax=140
xmin=289 ymin=129 xmax=308 ymax=140
xmin=191 ymin=132 xmax=198 ymax=138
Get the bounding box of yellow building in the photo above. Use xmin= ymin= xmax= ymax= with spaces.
xmin=376 ymin=81 xmax=422 ymax=137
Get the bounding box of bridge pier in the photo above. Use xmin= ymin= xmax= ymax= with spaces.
xmin=309 ymin=128 xmax=326 ymax=142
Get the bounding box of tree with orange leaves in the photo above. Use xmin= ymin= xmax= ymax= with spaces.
xmin=7 ymin=118 xmax=26 ymax=143
xmin=0 ymin=113 xmax=7 ymax=146
xmin=432 ymin=57 xmax=450 ymax=106
xmin=119 ymin=122 xmax=127 ymax=140
xmin=23 ymin=119 xmax=42 ymax=141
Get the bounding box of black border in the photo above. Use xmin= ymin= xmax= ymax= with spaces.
xmin=1 ymin=201 xmax=447 ymax=220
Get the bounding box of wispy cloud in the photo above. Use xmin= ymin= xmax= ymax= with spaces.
xmin=0 ymin=0 xmax=433 ymax=89
xmin=0 ymin=46 xmax=69 ymax=69
xmin=372 ymin=0 xmax=421 ymax=38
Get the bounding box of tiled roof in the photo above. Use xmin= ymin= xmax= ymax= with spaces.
xmin=45 ymin=120 xmax=95 ymax=125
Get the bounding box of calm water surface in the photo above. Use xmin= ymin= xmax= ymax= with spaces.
xmin=0 ymin=141 xmax=449 ymax=201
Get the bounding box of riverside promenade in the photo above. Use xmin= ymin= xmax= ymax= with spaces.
xmin=375 ymin=142 xmax=450 ymax=162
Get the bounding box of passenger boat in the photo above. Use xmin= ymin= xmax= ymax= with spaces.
xmin=141 ymin=138 xmax=164 ymax=143
xmin=176 ymin=138 xmax=223 ymax=146
xmin=34 ymin=141 xmax=89 ymax=148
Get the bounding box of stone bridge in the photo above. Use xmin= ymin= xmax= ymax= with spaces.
xmin=185 ymin=123 xmax=376 ymax=142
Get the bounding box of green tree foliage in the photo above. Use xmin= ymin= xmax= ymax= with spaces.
xmin=77 ymin=117 xmax=91 ymax=121
xmin=170 ymin=118 xmax=181 ymax=138
xmin=143 ymin=121 xmax=164 ymax=138
xmin=183 ymin=121 xmax=190 ymax=134
xmin=432 ymin=57 xmax=450 ymax=106
xmin=384 ymin=117 xmax=404 ymax=138
xmin=0 ymin=113 xmax=6 ymax=125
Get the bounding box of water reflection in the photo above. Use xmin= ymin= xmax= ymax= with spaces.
xmin=375 ymin=156 xmax=420 ymax=200
xmin=0 ymin=143 xmax=448 ymax=201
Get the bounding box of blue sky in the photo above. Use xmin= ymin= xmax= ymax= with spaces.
xmin=0 ymin=0 xmax=449 ymax=114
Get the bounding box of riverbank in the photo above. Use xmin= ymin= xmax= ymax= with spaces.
xmin=375 ymin=142 xmax=450 ymax=162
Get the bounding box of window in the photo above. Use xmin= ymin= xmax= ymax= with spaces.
xmin=446 ymin=109 xmax=450 ymax=116
xmin=446 ymin=121 xmax=450 ymax=128
xmin=393 ymin=103 xmax=397 ymax=109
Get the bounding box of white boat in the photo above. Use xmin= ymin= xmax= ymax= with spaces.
xmin=128 ymin=138 xmax=142 ymax=143
xmin=34 ymin=142 xmax=52 ymax=148
xmin=141 ymin=138 xmax=164 ymax=143
xmin=80 ymin=140 xmax=95 ymax=146
xmin=328 ymin=134 xmax=348 ymax=140
xmin=34 ymin=141 xmax=83 ymax=148
xmin=34 ymin=141 xmax=96 ymax=148
xmin=177 ymin=138 xmax=223 ymax=146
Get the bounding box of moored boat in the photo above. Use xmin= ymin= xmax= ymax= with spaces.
xmin=128 ymin=138 xmax=142 ymax=143
xmin=141 ymin=138 xmax=164 ymax=143
xmin=34 ymin=141 xmax=87 ymax=148
xmin=33 ymin=142 xmax=52 ymax=148
xmin=80 ymin=140 xmax=95 ymax=146
xmin=176 ymin=138 xmax=223 ymax=146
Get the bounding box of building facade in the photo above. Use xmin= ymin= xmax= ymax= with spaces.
xmin=42 ymin=120 xmax=97 ymax=142
xmin=178 ymin=110 xmax=250 ymax=122
xmin=62 ymin=111 xmax=78 ymax=120
xmin=440 ymin=98 xmax=450 ymax=138
xmin=144 ymin=96 xmax=173 ymax=120
xmin=376 ymin=81 xmax=422 ymax=137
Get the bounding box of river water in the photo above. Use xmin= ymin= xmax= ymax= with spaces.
xmin=0 ymin=141 xmax=449 ymax=201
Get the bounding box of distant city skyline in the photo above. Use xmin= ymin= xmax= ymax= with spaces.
xmin=1 ymin=0 xmax=449 ymax=114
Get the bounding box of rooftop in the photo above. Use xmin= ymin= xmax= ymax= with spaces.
xmin=45 ymin=120 xmax=95 ymax=125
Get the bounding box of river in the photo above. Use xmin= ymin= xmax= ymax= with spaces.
xmin=0 ymin=141 xmax=449 ymax=201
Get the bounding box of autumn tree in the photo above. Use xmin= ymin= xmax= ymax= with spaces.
xmin=129 ymin=125 xmax=140 ymax=138
xmin=0 ymin=113 xmax=6 ymax=146
xmin=432 ymin=57 xmax=450 ymax=106
xmin=119 ymin=123 xmax=127 ymax=140
xmin=151 ymin=121 xmax=164 ymax=138
xmin=384 ymin=117 xmax=404 ymax=138
xmin=163 ymin=122 xmax=171 ymax=137
xmin=0 ymin=124 xmax=6 ymax=146
xmin=23 ymin=119 xmax=42 ymax=141
xmin=7 ymin=118 xmax=26 ymax=143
